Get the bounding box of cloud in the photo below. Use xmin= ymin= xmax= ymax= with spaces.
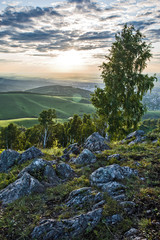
xmin=11 ymin=29 xmax=63 ymax=42
xmin=0 ymin=0 xmax=159 ymax=70
xmin=0 ymin=6 xmax=61 ymax=28
xmin=4 ymin=1 xmax=21 ymax=7
xmin=0 ymin=30 xmax=11 ymax=37
xmin=68 ymin=0 xmax=102 ymax=12
xmin=68 ymin=0 xmax=90 ymax=3
xmin=119 ymin=20 xmax=157 ymax=30
xmin=79 ymin=31 xmax=114 ymax=41
xmin=148 ymin=29 xmax=160 ymax=38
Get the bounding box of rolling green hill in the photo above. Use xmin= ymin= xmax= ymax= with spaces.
xmin=26 ymin=85 xmax=92 ymax=98
xmin=0 ymin=92 xmax=95 ymax=124
xmin=0 ymin=86 xmax=160 ymax=129
xmin=0 ymin=118 xmax=39 ymax=128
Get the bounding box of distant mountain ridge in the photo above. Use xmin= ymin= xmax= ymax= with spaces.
xmin=26 ymin=85 xmax=92 ymax=98
xmin=0 ymin=77 xmax=55 ymax=92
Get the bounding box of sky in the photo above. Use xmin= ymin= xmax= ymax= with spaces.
xmin=0 ymin=0 xmax=159 ymax=80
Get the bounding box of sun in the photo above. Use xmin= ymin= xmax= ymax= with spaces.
xmin=55 ymin=49 xmax=84 ymax=72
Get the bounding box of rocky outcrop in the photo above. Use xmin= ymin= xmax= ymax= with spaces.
xmin=122 ymin=130 xmax=146 ymax=145
xmin=19 ymin=146 xmax=44 ymax=164
xmin=90 ymin=164 xmax=138 ymax=186
xmin=66 ymin=187 xmax=104 ymax=209
xmin=0 ymin=147 xmax=44 ymax=173
xmin=90 ymin=164 xmax=138 ymax=200
xmin=101 ymin=181 xmax=126 ymax=198
xmin=18 ymin=158 xmax=60 ymax=185
xmin=0 ymin=172 xmax=45 ymax=205
xmin=0 ymin=149 xmax=20 ymax=173
xmin=70 ymin=149 xmax=96 ymax=165
xmin=119 ymin=201 xmax=136 ymax=215
xmin=107 ymin=154 xmax=121 ymax=161
xmin=56 ymin=163 xmax=75 ymax=179
xmin=60 ymin=153 xmax=70 ymax=161
xmin=63 ymin=143 xmax=80 ymax=155
xmin=83 ymin=132 xmax=110 ymax=152
xmin=31 ymin=208 xmax=103 ymax=240
xmin=105 ymin=214 xmax=123 ymax=225
xmin=124 ymin=228 xmax=138 ymax=237
xmin=125 ymin=130 xmax=145 ymax=140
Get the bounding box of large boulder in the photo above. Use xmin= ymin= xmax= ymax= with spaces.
xmin=84 ymin=132 xmax=110 ymax=152
xmin=56 ymin=163 xmax=75 ymax=179
xmin=19 ymin=146 xmax=43 ymax=164
xmin=18 ymin=158 xmax=60 ymax=185
xmin=71 ymin=149 xmax=96 ymax=165
xmin=0 ymin=172 xmax=45 ymax=205
xmin=66 ymin=187 xmax=104 ymax=209
xmin=90 ymin=164 xmax=138 ymax=200
xmin=0 ymin=149 xmax=20 ymax=173
xmin=90 ymin=164 xmax=138 ymax=187
xmin=31 ymin=208 xmax=103 ymax=240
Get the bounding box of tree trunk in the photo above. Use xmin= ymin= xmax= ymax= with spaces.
xmin=43 ymin=128 xmax=48 ymax=148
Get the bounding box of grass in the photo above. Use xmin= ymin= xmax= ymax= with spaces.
xmin=26 ymin=85 xmax=91 ymax=98
xmin=0 ymin=118 xmax=64 ymax=128
xmin=0 ymin=92 xmax=95 ymax=128
xmin=0 ymin=118 xmax=38 ymax=128
xmin=0 ymin=92 xmax=159 ymax=129
xmin=0 ymin=134 xmax=160 ymax=239
xmin=142 ymin=110 xmax=160 ymax=119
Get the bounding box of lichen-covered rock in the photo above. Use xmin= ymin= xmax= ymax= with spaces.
xmin=90 ymin=164 xmax=138 ymax=187
xmin=124 ymin=228 xmax=138 ymax=237
xmin=105 ymin=214 xmax=123 ymax=225
xmin=63 ymin=143 xmax=80 ymax=155
xmin=101 ymin=181 xmax=126 ymax=197
xmin=0 ymin=149 xmax=20 ymax=173
xmin=83 ymin=132 xmax=110 ymax=152
xmin=71 ymin=149 xmax=96 ymax=165
xmin=56 ymin=163 xmax=75 ymax=179
xmin=107 ymin=154 xmax=121 ymax=161
xmin=90 ymin=164 xmax=137 ymax=201
xmin=60 ymin=153 xmax=70 ymax=161
xmin=119 ymin=201 xmax=136 ymax=215
xmin=31 ymin=208 xmax=103 ymax=240
xmin=125 ymin=130 xmax=145 ymax=140
xmin=92 ymin=200 xmax=105 ymax=210
xmin=128 ymin=136 xmax=147 ymax=145
xmin=122 ymin=130 xmax=146 ymax=145
xmin=19 ymin=146 xmax=43 ymax=164
xmin=18 ymin=158 xmax=60 ymax=185
xmin=66 ymin=187 xmax=103 ymax=209
xmin=0 ymin=172 xmax=45 ymax=205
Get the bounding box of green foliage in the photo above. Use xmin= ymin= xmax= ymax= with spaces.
xmin=0 ymin=123 xmax=26 ymax=150
xmin=38 ymin=108 xmax=57 ymax=148
xmin=91 ymin=24 xmax=157 ymax=140
xmin=0 ymin=159 xmax=32 ymax=190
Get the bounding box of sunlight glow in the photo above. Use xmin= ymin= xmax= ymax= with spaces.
xmin=55 ymin=50 xmax=85 ymax=72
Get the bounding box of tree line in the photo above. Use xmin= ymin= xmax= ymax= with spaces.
xmin=0 ymin=110 xmax=106 ymax=150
